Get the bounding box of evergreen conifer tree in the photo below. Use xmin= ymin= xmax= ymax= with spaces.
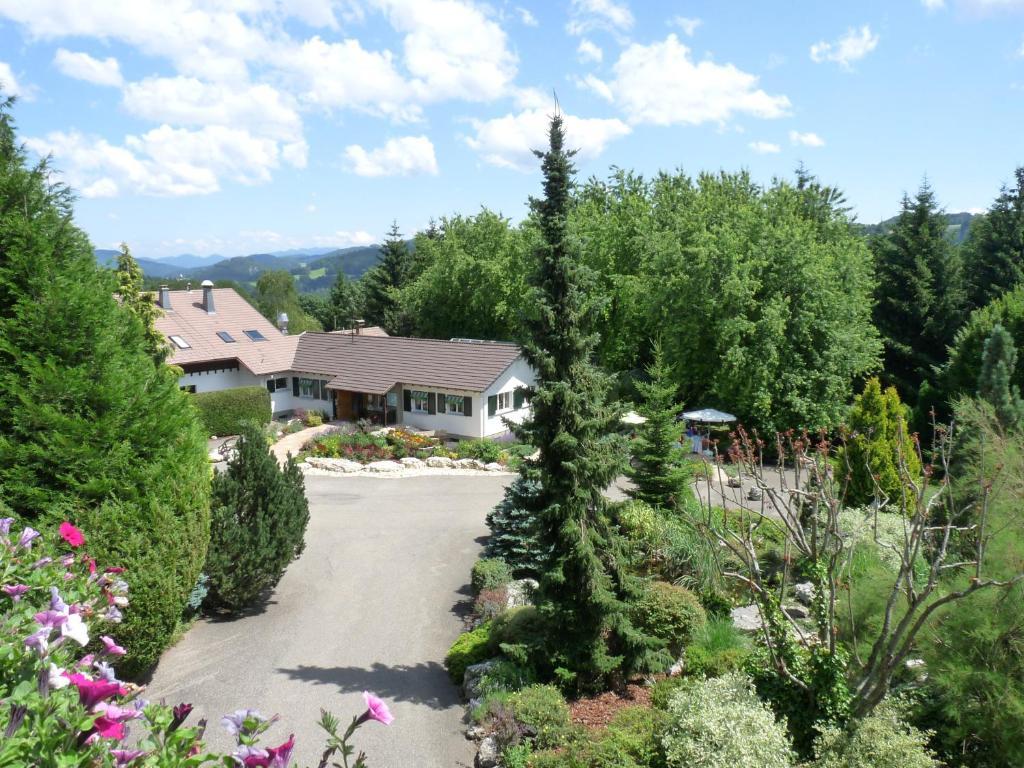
xmin=839 ymin=378 xmax=922 ymax=506
xmin=116 ymin=242 xmax=167 ymax=362
xmin=873 ymin=181 xmax=965 ymax=404
xmin=516 ymin=113 xmax=667 ymax=690
xmin=977 ymin=323 xmax=1024 ymax=429
xmin=964 ymin=167 xmax=1024 ymax=311
xmin=362 ymin=221 xmax=413 ymax=334
xmin=205 ymin=422 xmax=310 ymax=611
xmin=326 ymin=270 xmax=361 ymax=330
xmin=484 ymin=466 xmax=546 ymax=576
xmin=627 ymin=340 xmax=689 ymax=509
xmin=0 ymin=99 xmax=210 ymax=673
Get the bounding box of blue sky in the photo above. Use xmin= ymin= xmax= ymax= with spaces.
xmin=0 ymin=0 xmax=1022 ymax=259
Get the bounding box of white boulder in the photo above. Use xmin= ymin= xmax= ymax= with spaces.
xmin=365 ymin=460 xmax=402 ymax=473
xmin=399 ymin=457 xmax=425 ymax=468
xmin=426 ymin=456 xmax=455 ymax=468
xmin=484 ymin=462 xmax=505 ymax=472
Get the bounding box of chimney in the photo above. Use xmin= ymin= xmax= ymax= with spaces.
xmin=201 ymin=280 xmax=216 ymax=314
xmin=277 ymin=312 xmax=289 ymax=335
xmin=355 ymin=319 xmax=365 ymax=335
xmin=157 ymin=285 xmax=172 ymax=310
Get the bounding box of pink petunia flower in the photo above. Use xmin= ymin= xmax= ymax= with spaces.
xmin=59 ymin=522 xmax=85 ymax=548
xmin=361 ymin=691 xmax=394 ymax=725
xmin=2 ymin=584 xmax=29 ymax=601
xmin=67 ymin=673 xmax=126 ymax=709
xmin=100 ymin=635 xmax=126 ymax=656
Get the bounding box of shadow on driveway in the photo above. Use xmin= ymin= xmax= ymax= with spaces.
xmin=277 ymin=661 xmax=461 ymax=711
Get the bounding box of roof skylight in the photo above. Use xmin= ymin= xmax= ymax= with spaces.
xmin=244 ymin=329 xmax=267 ymax=342
xmin=169 ymin=335 xmax=191 ymax=349
xmin=217 ymin=331 xmax=236 ymax=343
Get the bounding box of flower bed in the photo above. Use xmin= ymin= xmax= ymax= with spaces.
xmin=0 ymin=518 xmax=391 ymax=766
xmin=304 ymin=429 xmax=534 ymax=468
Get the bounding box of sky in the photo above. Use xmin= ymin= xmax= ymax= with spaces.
xmin=0 ymin=0 xmax=1022 ymax=259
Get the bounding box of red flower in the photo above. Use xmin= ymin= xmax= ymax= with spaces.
xmin=59 ymin=522 xmax=85 ymax=548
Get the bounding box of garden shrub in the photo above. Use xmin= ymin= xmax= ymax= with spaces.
xmin=488 ymin=605 xmax=545 ymax=658
xmin=192 ymin=386 xmax=271 ymax=437
xmin=475 ymin=587 xmax=510 ymax=621
xmin=684 ymin=618 xmax=750 ymax=677
xmin=662 ymin=672 xmax=794 ymax=768
xmin=444 ymin=623 xmax=491 ymax=684
xmin=484 ymin=468 xmax=547 ymax=576
xmin=458 ymin=438 xmax=504 ymax=463
xmin=476 ymin=659 xmax=536 ymax=697
xmin=204 ymin=423 xmax=310 ymax=612
xmin=471 ymin=556 xmax=513 ymax=595
xmin=508 ymin=684 xmax=571 ymax=749
xmin=651 ymin=677 xmax=689 ymax=711
xmin=598 ymin=706 xmax=670 ymax=768
xmin=631 ymin=581 xmax=707 ymax=657
xmin=812 ymin=700 xmax=940 ymax=768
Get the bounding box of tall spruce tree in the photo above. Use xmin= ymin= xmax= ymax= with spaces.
xmin=326 ymin=270 xmax=362 ymax=330
xmin=484 ymin=466 xmax=546 ymax=576
xmin=362 ymin=221 xmax=413 ymax=334
xmin=964 ymin=167 xmax=1024 ymax=312
xmin=0 ymin=99 xmax=210 ymax=674
xmin=516 ymin=113 xmax=666 ymax=691
xmin=116 ymin=242 xmax=167 ymax=362
xmin=977 ymin=323 xmax=1024 ymax=430
xmin=627 ymin=340 xmax=689 ymax=509
xmin=873 ymin=181 xmax=965 ymax=405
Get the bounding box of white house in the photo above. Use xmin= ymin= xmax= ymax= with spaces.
xmin=154 ymin=285 xmax=536 ymax=438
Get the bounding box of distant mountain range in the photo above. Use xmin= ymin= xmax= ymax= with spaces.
xmin=858 ymin=211 xmax=977 ymax=245
xmin=95 ymin=244 xmax=388 ymax=292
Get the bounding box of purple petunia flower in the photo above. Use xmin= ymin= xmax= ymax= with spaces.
xmin=2 ymin=584 xmax=29 ymax=601
xmin=100 ymin=635 xmax=126 ymax=656
xmin=18 ymin=527 xmax=40 ymax=549
xmin=31 ymin=556 xmax=52 ymax=570
xmin=106 ymin=606 xmax=123 ymax=624
xmin=94 ymin=661 xmax=118 ymax=683
xmin=110 ymin=749 xmax=147 ymax=767
xmin=34 ymin=609 xmax=68 ymax=629
xmin=0 ymin=517 xmax=13 ymax=536
xmin=232 ymin=746 xmax=269 ymax=764
xmin=24 ymin=627 xmax=52 ymax=655
xmin=221 ymin=709 xmax=266 ymax=737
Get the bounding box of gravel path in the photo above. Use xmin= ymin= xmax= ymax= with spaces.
xmin=146 ymin=474 xmax=510 ymax=767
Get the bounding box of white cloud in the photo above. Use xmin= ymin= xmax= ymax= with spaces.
xmin=605 ymin=34 xmax=790 ymax=126
xmin=789 ymin=130 xmax=825 ymax=147
xmin=1018 ymin=35 xmax=1024 ymax=57
xmin=921 ymin=0 xmax=945 ymax=9
xmin=517 ymin=7 xmax=538 ymax=26
xmin=748 ymin=141 xmax=780 ymax=154
xmin=375 ymin=0 xmax=518 ymax=103
xmin=465 ymin=108 xmax=630 ymax=171
xmin=567 ymin=0 xmax=634 ymax=35
xmin=53 ymin=49 xmax=123 ymax=87
xmin=671 ymin=16 xmax=702 ymax=36
xmin=577 ymin=38 xmax=603 ymax=63
xmin=576 ymin=73 xmax=614 ymax=102
xmin=309 ymin=230 xmax=377 ymax=247
xmin=810 ymin=25 xmax=879 ymax=69
xmin=344 ymin=135 xmax=439 ymax=177
xmin=25 ymin=124 xmax=294 ymax=197
xmin=0 ymin=61 xmax=21 ymax=96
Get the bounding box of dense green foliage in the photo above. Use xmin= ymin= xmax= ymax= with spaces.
xmin=362 ymin=221 xmax=415 ymax=334
xmin=191 ymin=385 xmax=271 ymax=437
xmin=630 ymin=582 xmax=706 ymax=657
xmin=515 ymin=115 xmax=665 ymax=691
xmin=976 ymin=323 xmax=1024 ymax=429
xmin=813 ymin=701 xmax=940 ymax=768
xmin=471 ymin=557 xmax=513 ymax=595
xmin=872 ymin=181 xmax=965 ymax=404
xmin=628 ymin=342 xmax=690 ymax=509
xmin=963 ymin=166 xmax=1024 ymax=311
xmin=255 ymin=269 xmax=321 ymax=333
xmin=839 ymin=378 xmax=921 ymax=506
xmin=116 ymin=242 xmax=167 ymax=362
xmin=205 ymin=423 xmax=310 ymax=611
xmin=444 ymin=623 xmax=492 ymax=684
xmin=0 ymin=101 xmax=210 ymax=674
xmin=484 ymin=470 xmax=546 ymax=576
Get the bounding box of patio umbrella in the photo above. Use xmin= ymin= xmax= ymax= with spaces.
xmin=680 ymin=408 xmax=736 ymax=424
xmin=620 ymin=410 xmax=647 ymax=425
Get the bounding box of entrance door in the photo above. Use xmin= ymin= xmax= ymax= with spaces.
xmin=334 ymin=390 xmax=354 ymax=420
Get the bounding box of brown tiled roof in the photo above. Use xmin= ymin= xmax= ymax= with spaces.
xmin=292 ymin=333 xmax=523 ymax=394
xmin=154 ymin=288 xmax=298 ymax=375
xmin=328 ymin=326 xmax=390 ymax=337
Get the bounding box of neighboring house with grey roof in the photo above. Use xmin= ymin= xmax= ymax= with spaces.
xmin=154 ymin=284 xmax=535 ymax=438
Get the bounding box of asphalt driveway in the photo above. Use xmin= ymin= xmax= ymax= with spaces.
xmin=146 ymin=474 xmax=510 ymax=767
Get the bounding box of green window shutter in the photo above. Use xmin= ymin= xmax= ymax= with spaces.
xmin=438 ymin=393 xmax=446 ymax=413
xmin=266 ymin=379 xmax=275 ymax=393
xmin=427 ymin=392 xmax=436 ymax=414
xmin=464 ymin=396 xmax=472 ymax=417
xmin=513 ymin=388 xmax=524 ymax=409
xmin=487 ymin=394 xmax=498 ymax=417
xmin=403 ymin=389 xmax=412 ymax=412
xmin=292 ymin=377 xmax=300 ymax=396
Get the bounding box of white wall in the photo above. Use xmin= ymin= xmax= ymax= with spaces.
xmin=398 ymin=386 xmax=483 ymax=438
xmin=178 ymin=366 xmax=262 ymax=394
xmin=268 ymin=371 xmax=332 ymax=417
xmin=179 ymin=368 xmax=332 ymax=419
xmin=482 ymin=357 xmax=536 ymax=437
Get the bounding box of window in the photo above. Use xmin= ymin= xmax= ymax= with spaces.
xmin=217 ymin=331 xmax=236 ymax=343
xmin=169 ymin=335 xmax=190 ymax=349
xmin=446 ymin=394 xmax=465 ymax=415
xmin=266 ymin=377 xmax=288 ymax=393
xmin=496 ymin=391 xmax=512 ymax=411
xmin=243 ymin=329 xmax=267 ymax=342
xmin=298 ymin=378 xmax=322 ymax=399
xmin=411 ymin=390 xmax=429 ymax=413
xmin=366 ymin=394 xmax=385 ymax=412
xmin=180 ymin=384 xmax=196 ymax=394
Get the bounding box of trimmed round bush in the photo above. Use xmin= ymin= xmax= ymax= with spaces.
xmin=631 ymin=581 xmax=707 ymax=657
xmin=488 ymin=605 xmax=544 ymax=655
xmin=444 ymin=623 xmax=491 ymax=684
xmin=508 ymin=684 xmax=571 ymax=749
xmin=813 ymin=701 xmax=940 ymax=768
xmin=192 ymin=385 xmax=271 ymax=437
xmin=662 ymin=672 xmax=794 ymax=768
xmin=472 ymin=556 xmax=513 ymax=595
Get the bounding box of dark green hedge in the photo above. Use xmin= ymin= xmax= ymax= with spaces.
xmin=192 ymin=386 xmax=271 ymax=436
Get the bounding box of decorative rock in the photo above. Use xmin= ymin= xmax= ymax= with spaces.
xmin=794 ymin=581 xmax=815 ymax=606
xmin=306 ymin=457 xmax=364 ymax=473
xmin=455 ymin=458 xmax=484 ymax=470
xmin=782 ymin=604 xmax=810 ymax=620
xmin=731 ymin=604 xmax=763 ymax=632
xmin=463 ymin=659 xmax=500 ymax=700
xmin=505 ymin=578 xmax=539 ymax=609
xmin=465 ymin=724 xmax=487 ymax=741
xmin=208 ymin=450 xmax=224 ymax=462
xmin=484 ymin=462 xmax=505 ymax=472
xmin=399 ymin=456 xmax=425 ymax=468
xmin=727 ymin=475 xmax=743 ymax=488
xmin=747 ymin=486 xmax=763 ymax=501
xmin=365 ymin=460 xmax=402 ymax=473
xmin=668 ymin=657 xmax=685 ymax=677
xmin=475 ymin=736 xmax=500 ymax=768
xmin=426 ymin=456 xmax=455 ymax=468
